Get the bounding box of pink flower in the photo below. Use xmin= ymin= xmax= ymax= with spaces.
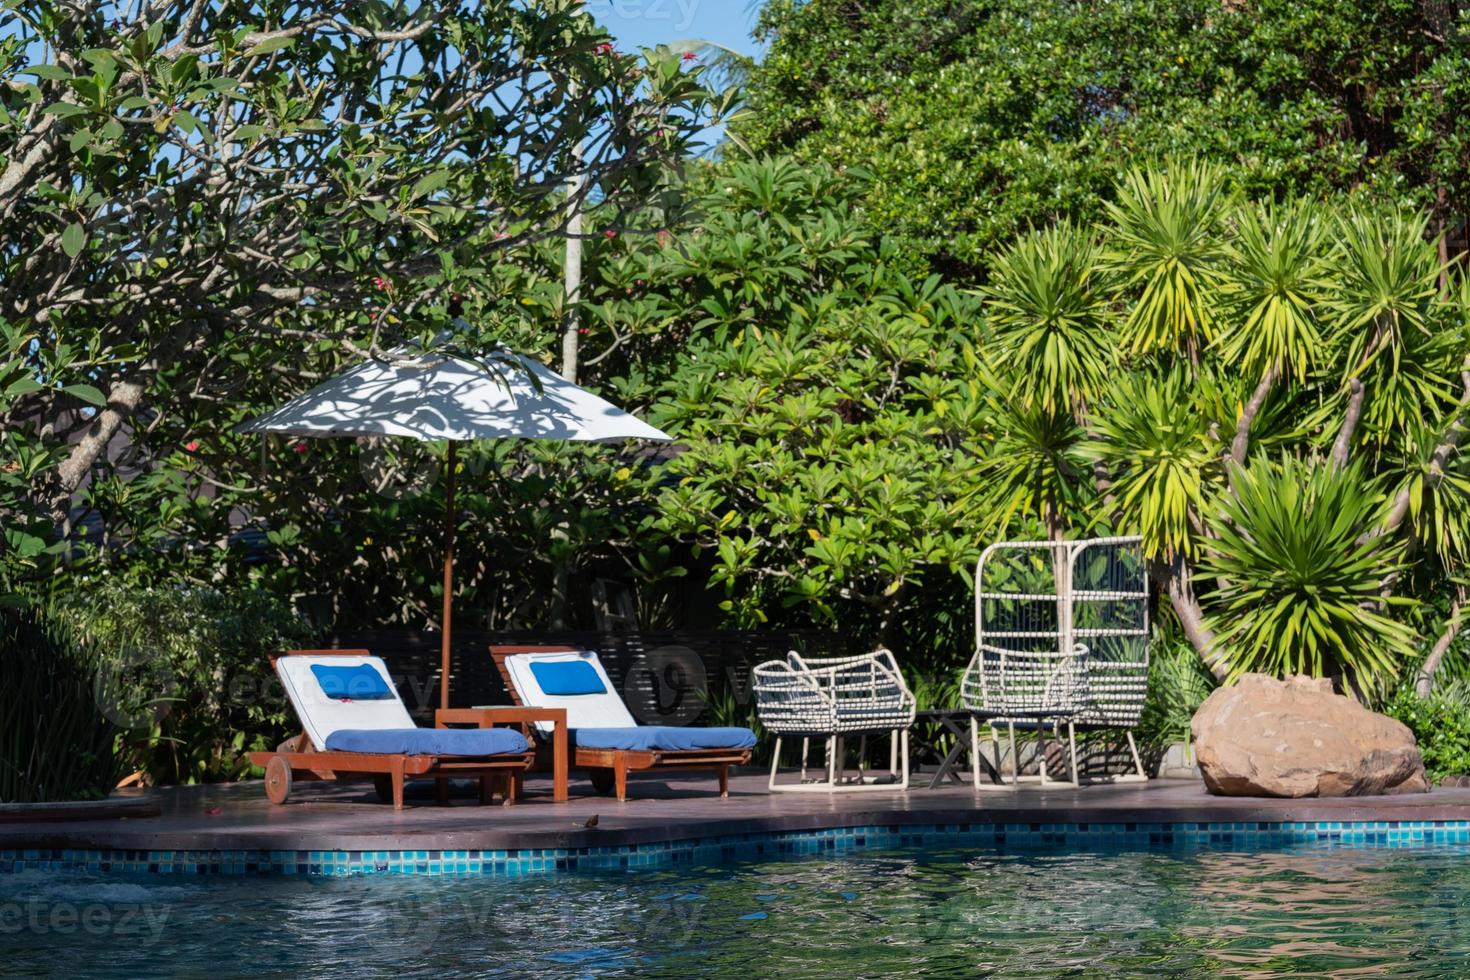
xmin=185 ymin=441 xmax=200 ymax=452
xmin=603 ymin=229 xmax=617 ymax=240
xmin=293 ymin=442 xmax=308 ymax=453
xmin=594 ymin=43 xmax=614 ymax=55
xmin=373 ymin=277 xmax=387 ymax=290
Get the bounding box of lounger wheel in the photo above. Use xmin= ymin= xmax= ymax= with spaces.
xmin=264 ymin=756 xmax=292 ymax=805
xmin=589 ymin=768 xmax=616 ymax=795
xmin=373 ymin=774 xmax=394 ymax=803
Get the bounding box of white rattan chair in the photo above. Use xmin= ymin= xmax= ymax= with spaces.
xmin=754 ymin=649 xmax=916 ymax=792
xmin=961 ymin=536 xmax=1149 ymax=789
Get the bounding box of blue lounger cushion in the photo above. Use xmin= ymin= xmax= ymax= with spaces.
xmin=571 ymin=726 xmax=756 ymax=753
xmin=323 ymin=727 xmax=529 ymax=757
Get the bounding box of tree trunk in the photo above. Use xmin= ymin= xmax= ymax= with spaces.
xmin=1149 ymin=554 xmax=1227 ymax=681
xmin=1416 ymin=586 xmax=1466 ymax=698
xmin=560 ymin=146 xmax=585 ymax=385
xmin=1230 ymin=368 xmax=1277 ymax=467
xmin=1331 ymin=377 xmax=1365 ymax=469
xmin=41 ymin=378 xmax=147 ymax=523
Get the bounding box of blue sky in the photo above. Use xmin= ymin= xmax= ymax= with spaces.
xmin=585 ymin=0 xmax=763 ymax=56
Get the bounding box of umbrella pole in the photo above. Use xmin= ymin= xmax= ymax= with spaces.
xmin=441 ymin=440 xmax=458 ymax=711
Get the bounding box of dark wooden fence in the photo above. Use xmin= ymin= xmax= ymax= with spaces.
xmin=327 ymin=629 xmax=855 ymax=726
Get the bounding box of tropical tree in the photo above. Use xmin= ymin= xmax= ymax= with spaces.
xmin=1200 ymin=457 xmax=1417 ymax=698
xmin=0 ymin=0 xmax=731 ymax=586
xmin=938 ymin=145 xmax=1470 ymax=698
xmin=650 ymin=162 xmax=987 ymax=651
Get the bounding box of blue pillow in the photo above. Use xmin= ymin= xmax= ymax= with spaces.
xmin=311 ymin=663 xmax=394 ymax=701
xmin=530 ymin=659 xmax=606 ymax=696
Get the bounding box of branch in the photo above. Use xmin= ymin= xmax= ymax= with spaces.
xmin=1150 ymin=554 xmax=1228 ymax=681
xmin=1230 ymin=367 xmax=1276 ymax=466
xmin=41 ymin=377 xmax=147 ymax=523
xmin=1416 ymin=585 xmax=1467 ymax=698
xmin=1331 ymin=377 xmax=1365 ymax=469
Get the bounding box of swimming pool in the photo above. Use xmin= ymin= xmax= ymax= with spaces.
xmin=6 ymin=839 xmax=1470 ymax=977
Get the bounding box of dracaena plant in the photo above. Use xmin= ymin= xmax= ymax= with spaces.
xmin=1199 ymin=456 xmax=1419 ymax=698
xmin=1329 ymin=207 xmax=1444 ymax=375
xmin=974 ymin=364 xmax=1093 ymax=540
xmin=1082 ymin=367 xmax=1218 ymax=560
xmin=980 ymin=221 xmax=1114 ymax=416
xmin=1214 ymin=198 xmax=1333 ymax=385
xmin=1102 ymin=158 xmax=1235 ymax=361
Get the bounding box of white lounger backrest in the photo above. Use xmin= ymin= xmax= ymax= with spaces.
xmin=276 ymin=654 xmax=416 ymax=751
xmin=503 ymin=650 xmax=636 ymax=735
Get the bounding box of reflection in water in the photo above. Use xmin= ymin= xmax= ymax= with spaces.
xmin=4 ymin=844 xmax=1470 ymax=978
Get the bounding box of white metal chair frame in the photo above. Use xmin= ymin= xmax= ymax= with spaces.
xmin=753 ymin=649 xmax=916 ymax=792
xmin=961 ymin=536 xmax=1149 ymax=790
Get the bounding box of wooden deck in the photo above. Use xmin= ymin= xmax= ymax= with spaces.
xmin=5 ymin=771 xmax=1470 ymax=855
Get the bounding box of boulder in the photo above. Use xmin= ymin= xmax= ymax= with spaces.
xmin=1191 ymin=673 xmax=1428 ymax=797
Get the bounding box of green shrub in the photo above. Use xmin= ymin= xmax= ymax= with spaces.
xmin=1137 ymin=632 xmax=1219 ymax=750
xmin=1386 ymin=682 xmax=1470 ymax=785
xmin=0 ymin=607 xmax=122 ymax=802
xmin=56 ymin=583 xmax=317 ymax=786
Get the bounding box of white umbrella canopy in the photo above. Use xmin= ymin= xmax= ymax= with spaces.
xmin=238 ymin=347 xmax=670 ymax=443
xmin=239 ymin=346 xmax=671 ymax=709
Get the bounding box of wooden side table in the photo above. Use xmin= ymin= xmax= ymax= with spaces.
xmin=437 ymin=707 xmax=569 ymax=802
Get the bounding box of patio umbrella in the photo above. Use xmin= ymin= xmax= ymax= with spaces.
xmin=238 ymin=345 xmax=670 ymax=709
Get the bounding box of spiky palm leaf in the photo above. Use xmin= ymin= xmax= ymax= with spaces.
xmin=1214 ymin=198 xmax=1333 ymax=383
xmin=1084 ymin=368 xmax=1218 ymax=559
xmin=981 ymin=222 xmax=1114 ymax=416
xmin=976 ymin=364 xmax=1092 ymax=537
xmin=1200 ymin=456 xmax=1418 ymax=696
xmin=1103 ymin=159 xmax=1234 ymax=358
xmin=1329 ymin=207 xmax=1444 ymax=375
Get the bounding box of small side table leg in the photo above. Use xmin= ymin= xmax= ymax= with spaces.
xmin=553 ymin=722 xmax=569 ymax=802
xmin=928 ymin=738 xmax=969 ymax=789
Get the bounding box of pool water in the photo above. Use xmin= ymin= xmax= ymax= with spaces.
xmin=5 ymin=844 xmax=1470 ymax=977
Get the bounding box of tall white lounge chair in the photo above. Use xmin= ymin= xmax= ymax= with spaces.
xmin=961 ymin=537 xmax=1149 ymax=789
xmin=754 ymin=649 xmax=916 ymax=792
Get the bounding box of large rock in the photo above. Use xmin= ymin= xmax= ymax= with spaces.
xmin=1191 ymin=674 xmax=1428 ymax=797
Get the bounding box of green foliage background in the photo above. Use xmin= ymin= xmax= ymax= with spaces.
xmin=740 ymin=0 xmax=1470 ymax=276
xmin=4 ymin=0 xmax=1470 ymax=789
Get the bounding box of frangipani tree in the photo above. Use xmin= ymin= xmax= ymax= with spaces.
xmin=0 ymin=0 xmax=732 ymax=585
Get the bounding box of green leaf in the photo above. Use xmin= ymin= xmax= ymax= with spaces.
xmin=61 ymin=223 xmax=86 ymax=258
xmin=411 ymin=170 xmax=450 ymax=200
xmin=42 ymin=101 xmax=88 ymax=118
xmin=63 ymin=383 xmax=107 ymax=408
xmin=25 ymin=65 xmax=72 ymax=81
xmin=4 ymin=377 xmax=43 ymax=398
xmin=245 ymin=36 xmax=295 ymax=58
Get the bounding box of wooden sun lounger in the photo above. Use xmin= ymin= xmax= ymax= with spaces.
xmin=248 ymin=649 xmax=534 ymax=809
xmin=490 ymin=645 xmax=753 ymax=802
